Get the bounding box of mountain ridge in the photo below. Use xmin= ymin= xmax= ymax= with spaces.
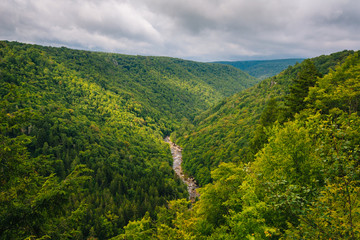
xmin=121 ymin=51 xmax=360 ymax=239
xmin=178 ymin=50 xmax=357 ymax=186
xmin=0 ymin=40 xmax=258 ymax=239
xmin=2 ymin=40 xmax=360 ymax=239
xmin=214 ymin=58 xmax=305 ymax=79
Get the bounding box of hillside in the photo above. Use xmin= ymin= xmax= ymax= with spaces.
xmin=120 ymin=51 xmax=360 ymax=239
xmin=36 ymin=42 xmax=258 ymax=127
xmin=0 ymin=41 xmax=258 ymax=239
xmin=215 ymin=58 xmax=304 ymax=79
xmin=178 ymin=50 xmax=356 ymax=186
xmin=2 ymin=40 xmax=360 ymax=239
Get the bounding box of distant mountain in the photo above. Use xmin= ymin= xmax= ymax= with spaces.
xmin=214 ymin=58 xmax=305 ymax=79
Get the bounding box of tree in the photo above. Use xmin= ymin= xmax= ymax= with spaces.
xmin=286 ymin=59 xmax=321 ymax=115
xmin=307 ymin=53 xmax=360 ymax=114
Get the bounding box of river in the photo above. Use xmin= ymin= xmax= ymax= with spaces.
xmin=165 ymin=136 xmax=199 ymax=202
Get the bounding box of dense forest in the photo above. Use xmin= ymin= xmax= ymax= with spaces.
xmin=215 ymin=59 xmax=305 ymax=79
xmin=1 ymin=40 xmax=360 ymax=240
xmin=35 ymin=43 xmax=258 ymax=127
xmin=0 ymin=41 xmax=257 ymax=239
xmin=177 ymin=50 xmax=355 ymax=186
xmin=119 ymin=50 xmax=360 ymax=239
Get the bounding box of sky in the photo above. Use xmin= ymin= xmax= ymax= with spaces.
xmin=1 ymin=0 xmax=359 ymax=61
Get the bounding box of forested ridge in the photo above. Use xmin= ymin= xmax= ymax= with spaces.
xmin=214 ymin=58 xmax=305 ymax=79
xmin=175 ymin=50 xmax=355 ymax=186
xmin=1 ymin=40 xmax=360 ymax=240
xmin=0 ymin=41 xmax=257 ymax=239
xmin=119 ymin=50 xmax=360 ymax=239
xmin=34 ymin=42 xmax=258 ymax=127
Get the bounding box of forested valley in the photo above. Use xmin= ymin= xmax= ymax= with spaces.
xmin=0 ymin=41 xmax=256 ymax=239
xmin=1 ymin=41 xmax=360 ymax=239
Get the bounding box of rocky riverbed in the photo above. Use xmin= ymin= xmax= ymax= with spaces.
xmin=165 ymin=137 xmax=199 ymax=202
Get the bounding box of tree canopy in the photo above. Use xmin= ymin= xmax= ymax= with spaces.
xmin=1 ymin=40 xmax=359 ymax=239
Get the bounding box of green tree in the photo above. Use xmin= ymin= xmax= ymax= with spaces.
xmin=112 ymin=212 xmax=154 ymax=240
xmin=286 ymin=59 xmax=321 ymax=115
xmin=307 ymin=53 xmax=360 ymax=114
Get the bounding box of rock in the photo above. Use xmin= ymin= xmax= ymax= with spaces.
xmin=165 ymin=137 xmax=199 ymax=202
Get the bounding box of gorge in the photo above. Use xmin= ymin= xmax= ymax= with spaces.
xmin=165 ymin=137 xmax=199 ymax=202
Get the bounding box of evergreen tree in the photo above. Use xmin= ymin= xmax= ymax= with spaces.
xmin=286 ymin=59 xmax=321 ymax=114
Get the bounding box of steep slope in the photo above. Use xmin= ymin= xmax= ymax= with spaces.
xmin=33 ymin=42 xmax=259 ymax=127
xmin=0 ymin=41 xmax=258 ymax=239
xmin=0 ymin=41 xmax=189 ymax=239
xmin=178 ymin=50 xmax=356 ymax=186
xmin=215 ymin=58 xmax=304 ymax=79
xmin=120 ymin=51 xmax=360 ymax=240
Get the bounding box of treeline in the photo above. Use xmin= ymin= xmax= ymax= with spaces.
xmin=119 ymin=51 xmax=360 ymax=239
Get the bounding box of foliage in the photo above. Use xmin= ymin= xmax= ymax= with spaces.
xmin=2 ymin=39 xmax=360 ymax=239
xmin=130 ymin=51 xmax=360 ymax=239
xmin=1 ymin=40 xmax=211 ymax=239
xmin=177 ymin=50 xmax=355 ymax=186
xmin=112 ymin=212 xmax=154 ymax=240
xmin=35 ymin=41 xmax=258 ymax=127
xmin=307 ymin=53 xmax=360 ymax=114
xmin=285 ymin=59 xmax=321 ymax=114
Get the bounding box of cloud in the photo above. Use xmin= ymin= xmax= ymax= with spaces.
xmin=0 ymin=0 xmax=359 ymax=61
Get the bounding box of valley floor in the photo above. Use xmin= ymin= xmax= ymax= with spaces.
xmin=165 ymin=136 xmax=199 ymax=202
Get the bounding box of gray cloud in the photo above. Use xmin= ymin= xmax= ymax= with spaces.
xmin=1 ymin=0 xmax=359 ymax=61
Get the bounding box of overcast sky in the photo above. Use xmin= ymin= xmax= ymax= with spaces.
xmin=1 ymin=0 xmax=359 ymax=61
